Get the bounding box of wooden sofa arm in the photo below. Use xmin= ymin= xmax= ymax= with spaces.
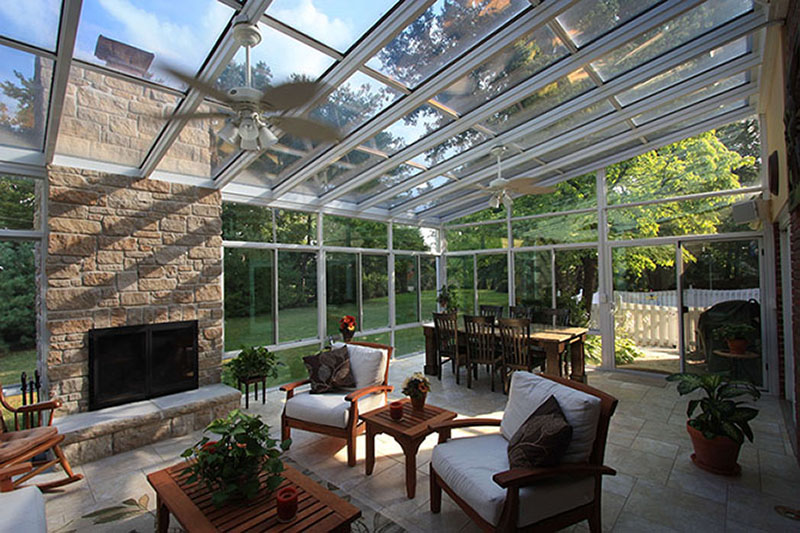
xmin=0 ymin=463 xmax=32 ymax=492
xmin=344 ymin=385 xmax=393 ymax=403
xmin=492 ymin=463 xmax=616 ymax=488
xmin=430 ymin=417 xmax=502 ymax=433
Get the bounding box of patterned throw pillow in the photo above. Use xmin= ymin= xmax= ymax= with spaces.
xmin=507 ymin=395 xmax=573 ymax=468
xmin=303 ymin=346 xmax=356 ymax=393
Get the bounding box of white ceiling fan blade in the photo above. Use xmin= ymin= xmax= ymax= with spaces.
xmin=270 ymin=117 xmax=340 ymax=142
xmin=162 ymin=64 xmax=232 ymax=103
xmin=505 ymin=178 xmax=556 ymax=195
xmin=261 ymin=81 xmax=325 ymax=111
xmin=168 ymin=110 xmax=234 ymax=121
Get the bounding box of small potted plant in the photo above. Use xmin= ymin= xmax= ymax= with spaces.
xmin=666 ymin=372 xmax=759 ymax=476
xmin=714 ymin=324 xmax=757 ymax=354
xmin=402 ymin=372 xmax=431 ymax=411
xmin=182 ymin=410 xmax=291 ymax=507
xmin=230 ymin=345 xmax=283 ymax=383
xmin=339 ymin=315 xmax=356 ymax=342
xmin=437 ymin=284 xmax=455 ymax=312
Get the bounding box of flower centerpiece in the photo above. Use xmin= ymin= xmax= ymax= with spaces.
xmin=401 ymin=372 xmax=431 ymax=411
xmin=182 ymin=410 xmax=291 ymax=507
xmin=339 ymin=315 xmax=356 ymax=342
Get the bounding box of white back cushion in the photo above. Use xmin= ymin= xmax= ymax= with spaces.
xmin=333 ymin=343 xmax=388 ymax=388
xmin=501 ymin=372 xmax=601 ymax=463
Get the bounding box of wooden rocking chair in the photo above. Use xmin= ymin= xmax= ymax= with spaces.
xmin=0 ymin=384 xmax=83 ymax=491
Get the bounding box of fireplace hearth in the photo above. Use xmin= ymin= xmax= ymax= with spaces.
xmin=88 ymin=320 xmax=198 ymax=410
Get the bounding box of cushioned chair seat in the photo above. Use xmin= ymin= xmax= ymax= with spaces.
xmin=431 ymin=433 xmax=595 ymax=527
xmin=0 ymin=427 xmax=57 ymax=463
xmin=284 ymin=391 xmax=385 ymax=428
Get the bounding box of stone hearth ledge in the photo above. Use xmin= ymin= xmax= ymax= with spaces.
xmin=54 ymin=384 xmax=241 ymax=465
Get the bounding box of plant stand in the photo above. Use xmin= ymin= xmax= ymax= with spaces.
xmin=238 ymin=376 xmax=267 ymax=409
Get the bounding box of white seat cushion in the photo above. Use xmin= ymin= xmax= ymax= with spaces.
xmin=501 ymin=372 xmax=601 ymax=463
xmin=431 ymin=433 xmax=595 ymax=527
xmin=333 ymin=343 xmax=388 ymax=389
xmin=284 ymin=390 xmax=385 ymax=428
xmin=0 ymin=486 xmax=46 ymax=533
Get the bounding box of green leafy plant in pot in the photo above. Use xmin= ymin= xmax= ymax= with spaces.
xmin=182 ymin=410 xmax=291 ymax=507
xmin=230 ymin=345 xmax=283 ymax=383
xmin=666 ymin=372 xmax=759 ymax=476
xmin=437 ymin=284 xmax=456 ymax=312
xmin=714 ymin=323 xmax=756 ymax=355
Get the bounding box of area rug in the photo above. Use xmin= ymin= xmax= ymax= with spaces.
xmin=52 ymin=458 xmax=404 ymax=532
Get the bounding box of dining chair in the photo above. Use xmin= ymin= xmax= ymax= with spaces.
xmin=479 ymin=305 xmax=504 ymax=319
xmin=509 ymin=305 xmax=532 ymax=319
xmin=497 ymin=317 xmax=545 ymax=393
xmin=536 ymin=307 xmax=571 ymax=327
xmin=433 ymin=312 xmax=467 ymax=383
xmin=463 ymin=315 xmax=502 ymax=391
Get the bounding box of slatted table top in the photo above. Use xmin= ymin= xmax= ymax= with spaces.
xmin=359 ymin=399 xmax=457 ymax=439
xmin=147 ymin=462 xmax=361 ymax=533
xmin=421 ymin=322 xmax=587 ymax=344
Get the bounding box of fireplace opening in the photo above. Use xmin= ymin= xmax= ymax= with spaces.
xmin=88 ymin=320 xmax=198 ymax=410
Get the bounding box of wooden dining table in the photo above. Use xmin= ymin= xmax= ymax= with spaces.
xmin=421 ymin=321 xmax=588 ymax=382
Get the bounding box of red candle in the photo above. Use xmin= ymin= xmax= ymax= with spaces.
xmin=276 ymin=486 xmax=298 ymax=523
xmin=390 ymin=400 xmax=404 ymax=421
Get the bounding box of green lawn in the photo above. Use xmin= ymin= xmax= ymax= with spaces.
xmin=0 ymin=348 xmax=36 ymax=388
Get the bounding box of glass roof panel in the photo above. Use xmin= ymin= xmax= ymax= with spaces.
xmin=384 ymin=175 xmax=453 ymax=210
xmin=481 ymin=69 xmax=596 ymax=135
xmin=308 ymin=70 xmax=402 ymax=135
xmin=267 ymin=0 xmax=398 ymax=53
xmin=590 ymin=0 xmax=753 ymax=82
xmin=157 ymin=101 xmax=237 ymax=178
xmin=304 ymin=145 xmax=384 ymax=195
xmin=75 ymin=0 xmax=233 ymax=90
xmin=0 ymin=45 xmax=52 ymax=150
xmin=337 ymin=163 xmax=423 ymax=204
xmin=512 ymin=172 xmax=596 ymax=217
xmin=55 ymin=65 xmax=179 ymax=167
xmin=433 ymin=24 xmax=569 ymax=116
xmin=616 ymin=38 xmax=750 ymax=106
xmin=535 ymin=121 xmax=631 ymax=164
xmin=414 ymin=128 xmax=488 ymax=169
xmin=407 ymin=187 xmax=476 ymax=215
xmin=378 ymin=104 xmax=453 ymax=155
xmin=514 ymin=100 xmax=615 ymax=151
xmin=647 ymin=100 xmax=750 ymax=141
xmin=234 ymin=138 xmax=311 ymax=189
xmin=631 ymin=73 xmax=748 ymax=126
xmin=218 ymin=21 xmax=335 ymax=92
xmin=555 ymin=0 xmax=661 ymax=48
xmin=366 ymin=0 xmax=530 ymax=89
xmin=0 ymin=0 xmax=61 ymax=51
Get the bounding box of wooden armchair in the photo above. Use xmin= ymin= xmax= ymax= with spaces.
xmin=429 ymin=373 xmax=618 ymax=532
xmin=280 ymin=341 xmax=394 ymax=467
xmin=0 ymin=385 xmax=83 ymax=491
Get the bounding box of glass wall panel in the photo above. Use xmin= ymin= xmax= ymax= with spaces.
xmin=276 ymin=209 xmax=317 ymax=245
xmin=358 ymin=331 xmax=391 ymax=347
xmin=222 ymin=203 xmax=272 ymax=242
xmin=514 ymin=251 xmax=551 ymax=308
xmin=0 ymin=176 xmax=36 ymax=230
xmin=0 ymin=1 xmax=60 ymax=51
xmin=420 ymin=256 xmax=438 ymax=321
xmin=393 ymin=225 xmax=438 ymax=253
xmin=223 ymin=248 xmax=273 ymax=351
xmin=512 ymin=173 xmax=596 ymax=217
xmin=0 ymin=241 xmax=36 ymax=385
xmin=266 ymin=344 xmax=322 ymax=389
xmin=446 ymin=255 xmax=475 ymax=314
xmin=555 ymin=248 xmax=598 ymax=329
xmin=323 ymin=215 xmax=387 ymax=248
xmin=394 ymin=255 xmax=418 ymax=325
xmin=362 ymin=254 xmax=389 ymax=331
xmin=326 ymin=253 xmax=357 ymax=338
xmin=447 ymin=222 xmax=505 ymax=252
xmin=0 ymin=47 xmax=52 ymax=150
xmin=477 ymin=254 xmax=508 ymax=311
xmin=394 ymin=326 xmax=425 ymax=357
xmin=278 ymin=251 xmax=318 ymax=343
xmin=514 ymin=213 xmax=598 ymax=247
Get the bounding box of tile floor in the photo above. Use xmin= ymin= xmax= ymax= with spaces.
xmin=41 ymin=354 xmax=800 ymax=532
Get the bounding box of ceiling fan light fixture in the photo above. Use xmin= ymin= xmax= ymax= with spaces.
xmin=258 ymin=125 xmax=278 ymax=148
xmin=502 ymin=191 xmax=513 ymax=209
xmin=489 ymin=194 xmax=500 ymax=209
xmin=218 ymin=121 xmax=239 ymax=145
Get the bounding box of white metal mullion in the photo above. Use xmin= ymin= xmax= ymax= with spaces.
xmin=411 ymin=83 xmax=758 ymax=217
xmin=419 ymin=191 xmax=489 ymax=218
xmin=43 ymin=0 xmax=82 ymax=164
xmin=0 ymin=36 xmax=57 ymax=59
xmin=388 ymin=222 xmax=396 ymax=347
xmin=359 ymin=12 xmax=767 ymax=211
xmin=596 ymin=167 xmax=614 ymax=369
xmin=507 ymin=205 xmax=514 ymax=307
xmin=71 ymin=58 xmax=186 ymax=98
xmin=261 ymin=15 xmax=343 ymax=61
xmin=140 ymin=0 xmax=272 ymax=178
xmin=272 ymin=0 xmax=578 ymax=199
xmin=272 ymin=248 xmax=279 ymax=345
xmin=317 ymin=212 xmax=326 ymax=343
xmin=473 ymin=253 xmax=478 ymax=314
xmin=357 ymin=252 xmax=364 ymax=333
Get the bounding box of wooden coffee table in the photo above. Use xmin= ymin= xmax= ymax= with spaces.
xmin=147 ymin=462 xmax=361 ymax=532
xmin=359 ymin=399 xmax=456 ymax=499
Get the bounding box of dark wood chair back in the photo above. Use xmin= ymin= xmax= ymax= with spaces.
xmin=479 ymin=305 xmax=504 ymax=319
xmin=509 ymin=305 xmax=532 ymax=319
xmin=532 ymin=307 xmax=571 ymax=326
xmin=433 ymin=312 xmax=459 ymax=360
xmin=464 ymin=315 xmax=497 ymax=365
xmin=497 ymin=318 xmax=531 ymax=370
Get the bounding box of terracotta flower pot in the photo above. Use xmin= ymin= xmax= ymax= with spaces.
xmin=726 ymin=338 xmax=748 ymax=354
xmin=410 ymin=394 xmax=426 ymax=411
xmin=686 ymin=423 xmax=742 ymax=476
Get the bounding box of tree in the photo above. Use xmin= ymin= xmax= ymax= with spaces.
xmin=0 ymin=241 xmax=35 ymax=353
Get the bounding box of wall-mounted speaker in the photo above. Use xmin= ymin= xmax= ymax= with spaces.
xmin=731 ymin=198 xmax=769 ymax=224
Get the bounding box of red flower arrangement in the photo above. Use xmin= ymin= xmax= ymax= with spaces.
xmin=339 ymin=315 xmax=356 ymax=341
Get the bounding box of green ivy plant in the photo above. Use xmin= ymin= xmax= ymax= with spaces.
xmin=182 ymin=410 xmax=291 ymax=507
xmin=714 ymin=323 xmax=757 ymax=341
xmin=437 ymin=284 xmax=456 ymax=311
xmin=666 ymin=372 xmax=760 ymax=444
xmin=229 ymin=345 xmax=283 ymax=382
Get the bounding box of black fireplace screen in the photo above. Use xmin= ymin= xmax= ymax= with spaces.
xmin=88 ymin=320 xmax=198 ymax=410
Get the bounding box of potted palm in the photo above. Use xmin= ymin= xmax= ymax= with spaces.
xmin=714 ymin=324 xmax=757 ymax=354
xmin=666 ymin=372 xmax=759 ymax=476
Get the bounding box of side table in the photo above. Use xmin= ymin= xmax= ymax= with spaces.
xmin=359 ymin=399 xmax=456 ymax=499
xmin=238 ymin=376 xmax=267 ymax=409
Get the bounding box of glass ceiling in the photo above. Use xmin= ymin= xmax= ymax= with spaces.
xmin=0 ymin=0 xmax=765 ymax=224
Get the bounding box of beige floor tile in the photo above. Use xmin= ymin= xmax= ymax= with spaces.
xmin=630 ymin=435 xmax=680 ymax=460
xmin=727 ymin=484 xmax=800 ymax=532
xmin=613 ymin=511 xmax=679 ymax=532
xmin=622 ymin=479 xmax=726 ymax=532
xmin=605 ymin=444 xmax=676 ymax=485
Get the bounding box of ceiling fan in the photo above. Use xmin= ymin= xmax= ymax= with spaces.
xmin=475 ymin=146 xmax=555 ymax=209
xmin=163 ymin=18 xmax=340 ymax=151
